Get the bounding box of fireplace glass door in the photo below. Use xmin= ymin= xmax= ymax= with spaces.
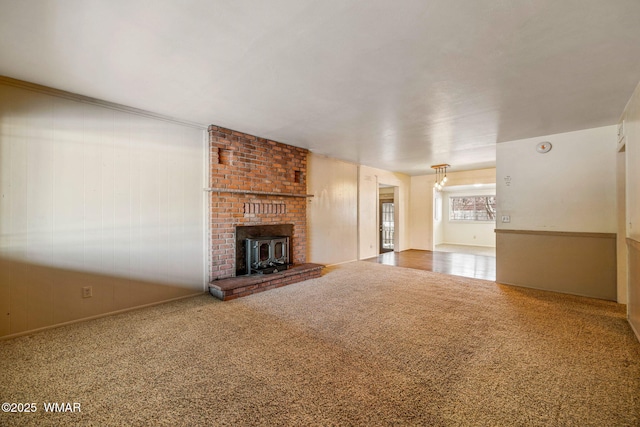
xmin=246 ymin=236 xmax=289 ymax=275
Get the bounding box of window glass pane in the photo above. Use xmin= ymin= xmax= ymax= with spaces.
xmin=449 ymin=195 xmax=496 ymax=222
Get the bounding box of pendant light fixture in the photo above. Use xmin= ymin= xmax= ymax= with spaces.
xmin=431 ymin=164 xmax=450 ymax=191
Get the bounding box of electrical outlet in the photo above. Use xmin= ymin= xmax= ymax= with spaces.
xmin=82 ymin=286 xmax=92 ymax=298
xmin=501 ymin=215 xmax=511 ymax=223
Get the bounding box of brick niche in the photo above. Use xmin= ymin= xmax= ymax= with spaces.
xmin=208 ymin=125 xmax=311 ymax=282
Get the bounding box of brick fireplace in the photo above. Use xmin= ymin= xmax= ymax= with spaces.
xmin=207 ymin=125 xmax=323 ymax=300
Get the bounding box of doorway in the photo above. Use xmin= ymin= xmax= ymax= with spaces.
xmin=379 ymin=185 xmax=395 ymax=253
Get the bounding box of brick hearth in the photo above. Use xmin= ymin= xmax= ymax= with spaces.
xmin=207 ymin=125 xmax=322 ymax=299
xmin=209 ymin=263 xmax=324 ymax=301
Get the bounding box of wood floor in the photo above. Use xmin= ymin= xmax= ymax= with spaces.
xmin=364 ymin=249 xmax=496 ymax=281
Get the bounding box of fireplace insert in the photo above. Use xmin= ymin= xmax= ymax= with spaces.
xmin=245 ymin=236 xmax=289 ymax=275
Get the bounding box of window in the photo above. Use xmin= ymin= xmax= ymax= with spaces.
xmin=449 ymin=195 xmax=496 ymax=221
xmin=381 ymin=202 xmax=394 ymax=250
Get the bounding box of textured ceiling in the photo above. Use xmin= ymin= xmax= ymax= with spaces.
xmin=1 ymin=0 xmax=639 ymax=175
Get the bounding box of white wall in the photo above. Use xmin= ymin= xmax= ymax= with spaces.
xmin=307 ymin=153 xmax=358 ymax=265
xmin=358 ymin=165 xmax=411 ymax=260
xmin=496 ymin=126 xmax=617 ymax=233
xmin=442 ymin=188 xmax=496 ymax=247
xmin=0 ymin=80 xmax=205 ymax=337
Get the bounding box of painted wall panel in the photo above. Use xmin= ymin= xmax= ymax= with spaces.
xmin=433 ymin=191 xmax=443 ymax=246
xmin=621 ymin=80 xmax=640 ymax=339
xmin=99 ymin=108 xmax=116 ymax=277
xmin=629 ymin=240 xmax=640 ymax=341
xmin=53 ymin=97 xmax=86 ymax=272
xmin=25 ymin=92 xmax=55 ymax=330
xmin=111 ymin=112 xmax=131 ymax=281
xmin=0 ymin=81 xmax=205 ymax=338
xmin=0 ymin=87 xmax=13 ymax=335
xmin=7 ymin=87 xmax=30 ymax=333
xmin=410 ymin=175 xmax=434 ymax=250
xmin=616 ymin=147 xmax=627 ymax=304
xmin=497 ymin=231 xmax=616 ymax=300
xmin=624 ymin=82 xmax=640 ymax=242
xmin=307 ymin=154 xmax=358 ymax=265
xmin=358 ymin=168 xmax=379 ymax=259
xmin=82 ymin=103 xmax=105 ymax=275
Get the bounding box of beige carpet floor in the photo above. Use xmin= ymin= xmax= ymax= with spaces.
xmin=1 ymin=262 xmax=639 ymax=426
